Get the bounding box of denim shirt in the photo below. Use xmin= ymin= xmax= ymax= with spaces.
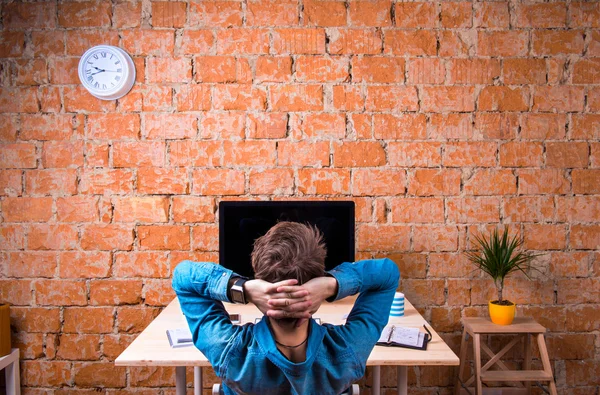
xmin=172 ymin=258 xmax=400 ymax=395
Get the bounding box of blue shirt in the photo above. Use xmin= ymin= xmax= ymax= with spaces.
xmin=172 ymin=258 xmax=400 ymax=395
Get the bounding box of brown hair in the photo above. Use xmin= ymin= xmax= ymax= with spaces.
xmin=251 ymin=221 xmax=327 ymax=284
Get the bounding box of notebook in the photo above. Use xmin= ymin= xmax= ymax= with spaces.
xmin=376 ymin=325 xmax=431 ymax=350
xmin=166 ymin=327 xmax=194 ymax=348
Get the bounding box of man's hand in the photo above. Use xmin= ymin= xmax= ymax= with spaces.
xmin=244 ymin=279 xmax=312 ymax=318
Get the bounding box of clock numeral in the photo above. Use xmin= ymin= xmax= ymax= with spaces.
xmin=93 ymin=54 xmax=98 ymax=60
xmin=115 ymin=76 xmax=121 ymax=81
xmin=101 ymin=52 xmax=107 ymax=58
xmin=110 ymin=54 xmax=114 ymax=59
xmin=94 ymin=82 xmax=99 ymax=88
xmin=102 ymin=84 xmax=107 ymax=90
xmin=87 ymin=76 xmax=93 ymax=82
xmin=117 ymin=68 xmax=122 ymax=73
xmin=85 ymin=69 xmax=92 ymax=75
xmin=115 ymin=60 xmax=121 ymax=65
xmin=87 ymin=61 xmax=94 ymax=64
xmin=111 ymin=82 xmax=115 ymax=86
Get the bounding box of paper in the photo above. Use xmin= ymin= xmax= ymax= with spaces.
xmin=166 ymin=327 xmax=194 ymax=348
xmin=389 ymin=326 xmax=420 ymax=347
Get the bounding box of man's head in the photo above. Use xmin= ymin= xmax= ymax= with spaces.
xmin=251 ymin=221 xmax=327 ymax=285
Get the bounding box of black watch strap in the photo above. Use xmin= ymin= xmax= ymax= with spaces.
xmin=230 ymin=276 xmax=249 ymax=304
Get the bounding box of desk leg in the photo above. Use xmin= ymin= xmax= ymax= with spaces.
xmin=397 ymin=366 xmax=407 ymax=395
xmin=194 ymin=367 xmax=202 ymax=395
xmin=372 ymin=366 xmax=381 ymax=395
xmin=175 ymin=366 xmax=186 ymax=395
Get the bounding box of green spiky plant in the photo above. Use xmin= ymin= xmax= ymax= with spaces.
xmin=465 ymin=228 xmax=537 ymax=306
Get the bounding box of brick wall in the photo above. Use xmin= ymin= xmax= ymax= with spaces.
xmin=1 ymin=0 xmax=599 ymax=393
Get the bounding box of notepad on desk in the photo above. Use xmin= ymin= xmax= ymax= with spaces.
xmin=376 ymin=324 xmax=431 ymax=350
xmin=166 ymin=327 xmax=194 ymax=348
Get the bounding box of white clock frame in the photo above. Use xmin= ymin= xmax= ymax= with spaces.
xmin=78 ymin=45 xmax=136 ymax=101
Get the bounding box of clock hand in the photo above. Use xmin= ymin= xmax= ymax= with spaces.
xmin=92 ymin=66 xmax=106 ymax=72
xmin=90 ymin=70 xmax=105 ymax=76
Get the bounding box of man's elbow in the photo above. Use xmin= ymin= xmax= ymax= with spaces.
xmin=380 ymin=258 xmax=400 ymax=289
xmin=172 ymin=260 xmax=193 ymax=293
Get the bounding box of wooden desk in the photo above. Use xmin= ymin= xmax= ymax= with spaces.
xmin=115 ymin=297 xmax=458 ymax=395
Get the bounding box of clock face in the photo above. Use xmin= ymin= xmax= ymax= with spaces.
xmin=78 ymin=45 xmax=135 ymax=100
xmin=81 ymin=48 xmax=125 ymax=92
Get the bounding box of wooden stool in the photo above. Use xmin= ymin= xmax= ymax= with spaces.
xmin=0 ymin=348 xmax=20 ymax=395
xmin=454 ymin=317 xmax=557 ymax=395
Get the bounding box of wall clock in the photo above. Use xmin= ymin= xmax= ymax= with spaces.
xmin=78 ymin=45 xmax=136 ymax=100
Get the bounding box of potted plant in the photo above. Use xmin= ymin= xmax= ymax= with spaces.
xmin=465 ymin=228 xmax=537 ymax=325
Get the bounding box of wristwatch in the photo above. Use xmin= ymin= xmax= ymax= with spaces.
xmin=229 ymin=277 xmax=249 ymax=304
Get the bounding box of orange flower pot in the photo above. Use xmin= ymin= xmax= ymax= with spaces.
xmin=488 ymin=300 xmax=516 ymax=325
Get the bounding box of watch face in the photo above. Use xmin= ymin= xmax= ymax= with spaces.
xmin=80 ymin=47 xmax=126 ymax=94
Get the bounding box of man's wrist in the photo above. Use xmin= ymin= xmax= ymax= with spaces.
xmin=326 ymin=276 xmax=339 ymax=300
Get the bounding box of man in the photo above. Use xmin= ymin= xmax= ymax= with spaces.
xmin=172 ymin=221 xmax=400 ymax=395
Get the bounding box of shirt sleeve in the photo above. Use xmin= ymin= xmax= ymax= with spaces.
xmin=171 ymin=260 xmax=241 ymax=373
xmin=326 ymin=258 xmax=400 ymax=362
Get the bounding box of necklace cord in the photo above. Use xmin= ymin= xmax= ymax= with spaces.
xmin=274 ymin=337 xmax=308 ymax=349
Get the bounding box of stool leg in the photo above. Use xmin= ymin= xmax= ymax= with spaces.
xmin=537 ymin=334 xmax=557 ymax=395
xmin=524 ymin=334 xmax=531 ymax=394
xmin=473 ymin=334 xmax=482 ymax=395
xmin=5 ymin=357 xmax=20 ymax=395
xmin=454 ymin=328 xmax=469 ymax=395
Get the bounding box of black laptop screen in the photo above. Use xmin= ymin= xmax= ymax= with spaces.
xmin=219 ymin=201 xmax=355 ymax=278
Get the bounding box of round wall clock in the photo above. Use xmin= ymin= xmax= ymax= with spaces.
xmin=78 ymin=45 xmax=136 ymax=100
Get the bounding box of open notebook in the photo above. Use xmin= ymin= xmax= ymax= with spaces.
xmin=376 ymin=325 xmax=432 ymax=350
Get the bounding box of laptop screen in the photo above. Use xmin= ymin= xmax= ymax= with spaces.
xmin=219 ymin=201 xmax=355 ymax=278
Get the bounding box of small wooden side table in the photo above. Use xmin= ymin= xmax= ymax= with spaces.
xmin=454 ymin=317 xmax=557 ymax=395
xmin=0 ymin=348 xmax=20 ymax=395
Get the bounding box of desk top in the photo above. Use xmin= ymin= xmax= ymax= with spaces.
xmin=115 ymin=297 xmax=459 ymax=367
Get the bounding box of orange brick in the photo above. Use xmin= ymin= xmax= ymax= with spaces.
xmin=448 ymin=58 xmax=500 ymax=85
xmin=570 ymin=1 xmax=600 ymax=28
xmin=144 ymin=279 xmax=176 ymax=307
xmin=36 ymin=279 xmax=87 ymax=306
xmin=384 ymin=253 xmax=426 ymax=279
xmin=117 ymin=306 xmax=162 ymax=334
xmin=25 ymin=169 xmax=77 ymax=196
xmin=0 ymin=31 xmax=25 ymax=58
xmin=0 ymin=143 xmax=37 ymax=169
xmin=349 ymin=0 xmax=392 ymax=27
xmin=195 ymin=56 xmax=250 ymax=83
xmin=534 ymin=86 xmax=585 ymax=112
xmin=515 ymin=3 xmax=567 ymax=28
xmin=524 ymin=224 xmax=567 ymax=250
xmin=64 ymin=29 xmax=120 ymax=56
xmin=248 ymin=168 xmax=294 ymax=195
xmin=304 ymin=0 xmax=347 ymax=26
xmin=31 ymin=31 xmax=65 ymax=57
xmin=429 ymin=114 xmax=473 ymax=140
xmin=557 ymin=278 xmax=600 ymax=303
xmin=88 ymin=279 xmax=142 ymax=305
xmin=143 ymin=113 xmax=197 ymax=139
xmin=443 ymin=142 xmax=497 ymax=167
xmin=352 ymin=169 xmax=405 ymax=196
xmin=171 ymin=196 xmax=214 ymax=223
xmin=191 ymin=169 xmax=245 ymax=195
xmin=557 ymin=196 xmax=600 ymax=223
xmin=151 ymin=1 xmax=186 ymax=27
xmin=366 ymin=86 xmax=418 ymax=112
xmin=533 ymin=30 xmax=585 ymax=56
xmin=113 ymin=141 xmax=164 ymax=168
xmin=114 ymin=251 xmax=170 ymax=278
xmin=42 ymin=141 xmax=84 ymax=168
xmin=147 ymin=57 xmax=191 ymax=83
xmin=566 ymin=306 xmax=600 ymax=333
xmin=247 ymin=0 xmax=297 ymax=26
xmin=213 ymin=84 xmax=267 ymax=110
xmin=74 ymin=361 xmax=127 ymax=388
xmin=58 ymin=1 xmax=111 ymax=27
xmin=28 ymin=224 xmax=77 ymax=250
xmin=478 ymin=31 xmax=528 ymax=57
xmin=58 ymin=251 xmax=111 ymax=278
xmin=502 ymin=58 xmax=546 ymax=84
xmin=138 ymin=225 xmax=190 ymax=250
xmin=80 ymin=225 xmax=133 ymax=251
xmin=573 ymin=58 xmax=600 ymax=84
xmin=4 ymin=251 xmax=56 ymax=278
xmin=0 ymin=169 xmax=21 ymax=196
xmin=57 ymin=334 xmax=101 ymax=360
xmin=22 ymin=361 xmax=72 ymax=387
xmin=87 ymin=114 xmax=140 ymax=140
xmin=407 ymin=58 xmax=445 ymax=85
xmin=518 ymin=169 xmax=569 ymax=195
xmin=0 ymin=115 xmax=18 ymax=141
xmin=447 ymin=197 xmax=500 ymax=223
xmin=402 ymin=279 xmax=445 ymax=306
xmin=179 ymin=30 xmax=213 ymax=54
xmin=277 ymin=141 xmax=329 ymax=167
xmin=572 ymin=114 xmax=600 ymax=139
xmin=21 ymin=114 xmax=75 ymax=141
xmin=357 ymin=224 xmax=410 ymax=251
xmin=137 ymin=167 xmax=189 ymax=194
xmin=114 ymin=1 xmax=141 ymax=28
xmin=122 ymin=29 xmax=176 ymax=56
xmin=270 ymin=85 xmax=323 ymax=111
xmin=214 ymin=28 xmax=271 ymax=54
xmin=499 ymin=142 xmax=544 ymax=167
xmin=112 ymin=197 xmax=169 ymax=223
xmin=592 ymin=143 xmax=600 ymax=168
xmin=2 ymin=197 xmax=53 ymax=222
xmin=390 ymin=197 xmax=444 ymax=223
xmin=297 ymin=169 xmax=351 ymax=195
xmin=478 ymin=86 xmax=529 ymax=111
xmin=349 ymin=113 xmax=371 ymax=139
xmin=255 ymin=56 xmax=293 ymax=83
xmin=387 ymin=142 xmax=441 ymax=167
xmin=296 ymin=56 xmax=349 ymax=82
xmin=429 ymin=253 xmax=472 ymax=278
xmin=0 ymin=87 xmax=39 ymax=113
xmin=176 ymin=85 xmax=211 ymax=111
xmin=272 ymin=28 xmax=325 ymax=55
xmin=129 ymin=366 xmax=179 ymax=387
xmin=474 ymin=2 xmax=509 ymax=28
xmin=504 ymin=196 xmax=554 ymax=223
xmin=546 ymin=142 xmax=588 ymax=168
xmin=420 ymin=86 xmax=475 ymax=112
xmin=572 ymin=169 xmax=600 ymax=194
xmin=384 ymin=30 xmax=436 ymax=56
xmin=3 ymin=2 xmax=56 ymax=29
xmin=408 ymin=169 xmax=461 ymax=196
xmin=0 ymin=225 xmax=26 ymax=250
xmin=222 ymin=140 xmax=275 ymax=166
xmin=464 ymin=169 xmax=516 ymax=196
xmin=414 ymin=225 xmax=459 ymax=252
xmin=247 ymin=113 xmax=288 ymax=139
xmin=18 ymin=58 xmax=50 ymax=85
xmin=474 ymin=113 xmax=519 ymax=140
xmin=373 ymin=114 xmax=426 ymax=140
xmin=549 ymin=251 xmax=591 ymax=278
xmin=191 ymin=224 xmax=219 ymax=252
xmin=0 ymin=279 xmax=33 ymax=305
xmin=327 ymin=28 xmax=382 ymax=55
xmin=11 ymin=306 xmax=61 ymax=333
xmin=520 ymin=113 xmax=566 ymax=140
xmin=189 ymin=1 xmax=242 ymax=28
xmin=333 ymin=141 xmax=385 ymax=167
xmin=352 ymin=57 xmax=404 ymax=83
xmin=80 ymin=169 xmax=134 ymax=195
xmin=441 ymin=2 xmax=472 ymax=28
xmin=395 ymin=2 xmax=438 ymax=28
xmin=103 ymin=334 xmax=136 ymax=361
xmin=200 ymin=112 xmax=245 ymax=139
